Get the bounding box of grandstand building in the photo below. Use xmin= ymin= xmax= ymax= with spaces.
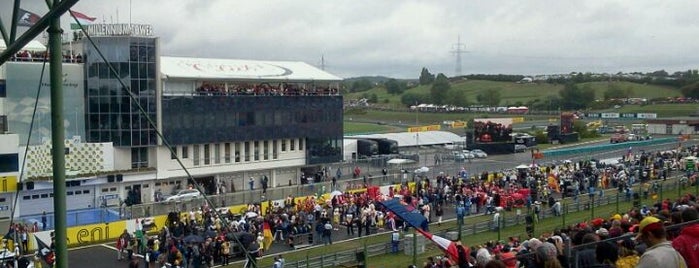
xmin=0 ymin=24 xmax=343 ymax=216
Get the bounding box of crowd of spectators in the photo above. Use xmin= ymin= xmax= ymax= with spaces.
xmin=194 ymin=82 xmax=339 ymax=96
xmin=10 ymin=50 xmax=83 ymax=63
xmin=117 ymin=142 xmax=697 ymax=267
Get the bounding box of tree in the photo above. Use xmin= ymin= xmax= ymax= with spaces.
xmin=603 ymin=83 xmax=629 ymax=100
xmin=401 ymin=92 xmax=431 ymax=107
xmin=680 ymin=81 xmax=699 ymax=99
xmin=384 ymin=79 xmax=406 ymax=95
xmin=419 ymin=67 xmax=435 ymax=85
xmin=348 ymin=79 xmax=373 ymax=92
xmin=446 ymin=88 xmax=468 ymax=107
xmin=476 ymin=89 xmax=501 ymax=106
xmin=559 ymin=83 xmax=594 ymax=110
xmin=430 ymin=73 xmax=450 ymax=105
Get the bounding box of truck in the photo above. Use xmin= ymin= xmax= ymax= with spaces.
xmin=357 ymin=139 xmax=379 ymax=158
xmin=610 ymin=133 xmax=627 ymax=143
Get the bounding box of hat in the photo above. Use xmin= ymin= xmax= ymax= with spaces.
xmin=591 ymin=218 xmax=604 ymax=227
xmin=595 ymin=228 xmax=609 ymax=237
xmin=611 ymin=214 xmax=622 ymax=221
xmin=638 ymin=216 xmax=662 ymax=232
xmin=636 ymin=216 xmax=663 ymax=238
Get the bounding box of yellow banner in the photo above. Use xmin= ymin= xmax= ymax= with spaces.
xmin=0 ymin=176 xmax=18 ymax=192
xmin=408 ymin=125 xmax=441 ymax=132
xmin=451 ymin=121 xmax=466 ymax=128
xmin=512 ymin=117 xmax=524 ymax=123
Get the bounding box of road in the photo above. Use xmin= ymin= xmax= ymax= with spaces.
xmin=60 ymin=139 xmax=696 ymax=268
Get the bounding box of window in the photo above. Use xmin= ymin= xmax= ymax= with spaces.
xmin=193 ymin=145 xmax=200 ymax=165
xmin=290 ymin=139 xmax=295 ymax=151
xmin=23 ymin=196 xmax=30 ymax=200
xmin=102 ymin=188 xmax=109 ymax=193
xmin=182 ymin=146 xmax=189 ymax=159
xmin=204 ymin=144 xmax=210 ymax=165
xmin=170 ymin=147 xmax=177 ymax=159
xmin=235 ymin=142 xmax=241 ymax=162
xmin=244 ymin=142 xmax=250 ymax=161
xmin=216 ymin=143 xmax=222 ymax=164
xmin=299 ymin=138 xmax=304 ymax=151
xmin=254 ymin=141 xmax=260 ymax=161
xmin=0 ymin=198 xmax=5 ymax=202
xmin=32 ymin=195 xmax=39 ymax=199
xmin=83 ymin=190 xmax=90 ymax=194
xmin=75 ymin=191 xmax=82 ymax=195
xmin=224 ymin=143 xmax=231 ymax=163
xmin=110 ymin=187 xmax=117 ymax=191
xmin=282 ymin=140 xmax=286 ymax=152
xmin=41 ymin=194 xmax=49 ymax=198
xmin=263 ymin=141 xmax=269 ymax=160
xmin=272 ymin=140 xmax=278 ymax=159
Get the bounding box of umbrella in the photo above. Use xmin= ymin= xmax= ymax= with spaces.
xmin=330 ymin=190 xmax=343 ymax=197
xmin=227 ymin=232 xmax=255 ymax=248
xmin=183 ymin=234 xmax=205 ymax=244
xmin=245 ymin=212 xmax=258 ymax=218
xmin=515 ymin=164 xmax=529 ymax=169
xmin=387 ymin=158 xmax=416 ymax=165
xmin=414 ymin=167 xmax=429 ymax=173
xmin=204 ymin=229 xmax=218 ymax=238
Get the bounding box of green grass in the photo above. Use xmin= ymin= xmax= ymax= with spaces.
xmin=578 ymin=81 xmax=681 ymax=100
xmin=344 ymin=122 xmax=404 ymax=135
xmin=598 ymin=103 xmax=699 ymax=118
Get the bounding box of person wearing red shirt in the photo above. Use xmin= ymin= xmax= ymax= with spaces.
xmin=672 ymin=207 xmax=699 ymax=268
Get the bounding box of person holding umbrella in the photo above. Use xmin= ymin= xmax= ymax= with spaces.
xmin=244 ymin=240 xmax=260 ymax=268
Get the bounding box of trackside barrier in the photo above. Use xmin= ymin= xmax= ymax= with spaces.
xmin=542 ymin=137 xmax=676 ymax=157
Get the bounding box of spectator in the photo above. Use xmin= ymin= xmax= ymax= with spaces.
xmin=671 ymin=207 xmax=699 ymax=268
xmin=636 ymin=216 xmax=687 ymax=268
xmin=594 ymin=241 xmax=619 ymax=267
xmin=535 ymin=242 xmax=562 ymax=268
xmin=615 ymin=238 xmax=639 ymax=268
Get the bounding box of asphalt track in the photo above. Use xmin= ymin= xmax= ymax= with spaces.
xmin=60 ymin=138 xmax=697 ymax=268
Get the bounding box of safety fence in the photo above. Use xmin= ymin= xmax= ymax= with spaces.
xmin=542 ymin=137 xmax=677 ymax=157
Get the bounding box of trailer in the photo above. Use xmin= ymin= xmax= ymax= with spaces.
xmin=357 ymin=139 xmax=379 ymax=158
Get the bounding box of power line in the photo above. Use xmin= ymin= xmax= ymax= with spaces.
xmin=450 ymin=35 xmax=468 ymax=77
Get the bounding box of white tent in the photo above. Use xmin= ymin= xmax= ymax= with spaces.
xmin=0 ymin=39 xmax=47 ymax=52
xmin=387 ymin=158 xmax=416 ymax=165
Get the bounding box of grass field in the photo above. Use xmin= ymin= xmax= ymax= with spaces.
xmin=344 ymin=121 xmax=404 ymax=135
xmin=598 ymin=103 xmax=698 ymax=118
xmin=251 ymin=180 xmax=697 ymax=268
xmin=345 ymin=80 xmax=681 ymax=109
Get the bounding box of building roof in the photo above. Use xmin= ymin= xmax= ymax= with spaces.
xmin=160 ymin=56 xmax=342 ymax=82
xmin=347 ymin=131 xmax=464 ymax=147
xmin=0 ymin=39 xmax=46 ymax=52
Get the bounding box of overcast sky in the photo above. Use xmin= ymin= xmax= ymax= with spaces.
xmin=7 ymin=0 xmax=699 ymax=79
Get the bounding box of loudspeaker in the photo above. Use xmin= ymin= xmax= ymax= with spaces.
xmin=107 ymin=175 xmax=115 ymax=183
xmin=26 ymin=181 xmax=34 ymax=190
xmin=116 ymin=174 xmax=123 ymax=182
xmin=71 ymin=180 xmax=80 ymax=187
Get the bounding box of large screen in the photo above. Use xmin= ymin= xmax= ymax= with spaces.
xmin=473 ymin=118 xmax=513 ymax=143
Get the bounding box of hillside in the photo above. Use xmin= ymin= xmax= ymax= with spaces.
xmin=345 ymin=80 xmax=681 ymax=108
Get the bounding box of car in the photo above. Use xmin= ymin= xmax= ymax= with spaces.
xmin=471 ymin=149 xmax=488 ymax=158
xmin=452 ymin=151 xmax=466 ymax=161
xmin=514 ymin=144 xmax=527 ymax=153
xmin=164 ymin=189 xmax=202 ymax=202
xmin=461 ymin=150 xmax=475 ymax=159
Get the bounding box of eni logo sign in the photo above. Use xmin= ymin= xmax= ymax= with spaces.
xmin=69 ymin=223 xmax=113 ymax=245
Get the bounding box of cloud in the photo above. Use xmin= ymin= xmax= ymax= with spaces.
xmin=5 ymin=0 xmax=699 ymax=78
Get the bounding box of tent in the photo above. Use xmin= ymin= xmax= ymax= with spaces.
xmin=0 ymin=39 xmax=46 ymax=52
xmin=387 ymin=158 xmax=416 ymax=165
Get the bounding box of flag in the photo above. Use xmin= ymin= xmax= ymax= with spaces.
xmin=35 ymin=236 xmax=55 ymax=265
xmin=17 ymin=8 xmax=41 ymax=27
xmin=69 ymin=10 xmax=96 ymax=30
xmin=415 ymin=228 xmax=461 ymax=264
xmin=380 ymin=198 xmax=429 ymax=231
xmin=262 ymin=221 xmax=273 ymax=250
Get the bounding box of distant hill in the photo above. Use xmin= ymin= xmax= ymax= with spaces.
xmin=343 ymin=76 xmax=417 ymax=84
xmin=345 ymin=79 xmax=682 ymax=108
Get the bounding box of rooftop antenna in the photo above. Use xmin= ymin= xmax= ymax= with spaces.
xmin=450 ymin=35 xmax=468 ymax=77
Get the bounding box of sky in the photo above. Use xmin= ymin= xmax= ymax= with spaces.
xmin=5 ymin=0 xmax=699 ymax=79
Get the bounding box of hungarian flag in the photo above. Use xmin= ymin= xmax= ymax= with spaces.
xmin=262 ymin=221 xmax=273 ymax=250
xmin=69 ymin=10 xmax=96 ymax=29
xmin=17 ymin=9 xmax=41 ymax=27
xmin=35 ymin=236 xmax=55 ymax=265
xmin=415 ymin=228 xmax=461 ymax=264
